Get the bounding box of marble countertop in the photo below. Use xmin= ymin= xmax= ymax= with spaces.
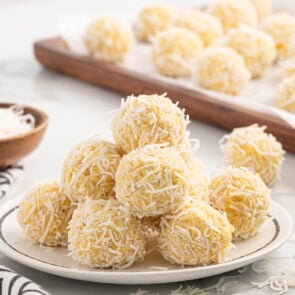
xmin=0 ymin=0 xmax=295 ymax=294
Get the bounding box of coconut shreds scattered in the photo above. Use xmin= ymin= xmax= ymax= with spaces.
xmin=252 ymin=259 xmax=272 ymax=274
xmin=0 ymin=105 xmax=35 ymax=139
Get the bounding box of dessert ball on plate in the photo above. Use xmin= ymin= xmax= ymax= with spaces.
xmin=68 ymin=199 xmax=145 ymax=269
xmin=196 ymin=46 xmax=250 ymax=95
xmin=210 ymin=0 xmax=257 ymax=33
xmin=135 ymin=4 xmax=176 ymax=43
xmin=84 ymin=17 xmax=133 ymax=62
xmin=115 ymin=145 xmax=189 ymax=218
xmin=61 ymin=139 xmax=121 ymax=202
xmin=174 ymin=10 xmax=223 ymax=48
xmin=276 ymin=75 xmax=295 ymax=114
xmin=112 ymin=94 xmax=188 ymax=154
xmin=18 ymin=180 xmax=74 ymax=247
xmin=249 ymin=0 xmax=272 ymax=21
xmin=283 ymin=56 xmax=295 ymax=78
xmin=209 ymin=166 xmax=271 ymax=241
xmin=221 ymin=124 xmax=285 ymax=185
xmin=262 ymin=13 xmax=295 ymax=60
xmin=152 ymin=28 xmax=203 ymax=78
xmin=224 ymin=26 xmax=276 ymax=78
xmin=158 ymin=198 xmax=233 ymax=266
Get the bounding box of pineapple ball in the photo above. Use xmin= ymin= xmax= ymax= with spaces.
xmin=196 ymin=47 xmax=250 ymax=95
xmin=84 ymin=17 xmax=133 ymax=62
xmin=209 ymin=166 xmax=271 ymax=241
xmin=224 ymin=26 xmax=276 ymax=78
xmin=158 ymin=198 xmax=233 ymax=266
xmin=115 ymin=145 xmax=189 ymax=218
xmin=174 ymin=10 xmax=223 ymax=47
xmin=112 ymin=94 xmax=188 ymax=154
xmin=18 ymin=181 xmax=74 ymax=247
xmin=68 ymin=199 xmax=145 ymax=269
xmin=61 ymin=139 xmax=121 ymax=202
xmin=210 ymin=0 xmax=257 ymax=33
xmin=276 ymin=75 xmax=295 ymax=114
xmin=262 ymin=13 xmax=295 ymax=60
xmin=152 ymin=28 xmax=203 ymax=78
xmin=221 ymin=124 xmax=285 ymax=185
xmin=135 ymin=4 xmax=176 ymax=43
xmin=283 ymin=56 xmax=295 ymax=78
xmin=249 ymin=0 xmax=272 ymax=21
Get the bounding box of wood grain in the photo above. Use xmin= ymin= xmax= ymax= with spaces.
xmin=34 ymin=37 xmax=295 ymax=152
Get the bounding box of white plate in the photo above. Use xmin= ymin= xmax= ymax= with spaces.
xmin=0 ymin=197 xmax=292 ymax=285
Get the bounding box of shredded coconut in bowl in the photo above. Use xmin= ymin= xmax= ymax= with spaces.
xmin=0 ymin=105 xmax=35 ymax=140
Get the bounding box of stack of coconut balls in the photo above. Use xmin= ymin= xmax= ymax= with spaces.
xmin=17 ymin=94 xmax=285 ymax=269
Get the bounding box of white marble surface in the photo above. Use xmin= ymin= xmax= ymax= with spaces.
xmin=0 ymin=0 xmax=295 ymax=294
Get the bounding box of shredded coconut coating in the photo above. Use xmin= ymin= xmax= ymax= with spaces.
xmin=283 ymin=56 xmax=295 ymax=78
xmin=224 ymin=26 xmax=276 ymax=78
xmin=68 ymin=198 xmax=145 ymax=269
xmin=209 ymin=166 xmax=270 ymax=241
xmin=61 ymin=139 xmax=121 ymax=202
xmin=158 ymin=198 xmax=234 ymax=266
xmin=276 ymin=75 xmax=295 ymax=114
xmin=135 ymin=4 xmax=176 ymax=43
xmin=196 ymin=46 xmax=250 ymax=95
xmin=152 ymin=28 xmax=203 ymax=78
xmin=210 ymin=0 xmax=257 ymax=33
xmin=115 ymin=145 xmax=189 ymax=218
xmin=112 ymin=94 xmax=189 ymax=154
xmin=174 ymin=10 xmax=223 ymax=48
xmin=84 ymin=17 xmax=133 ymax=62
xmin=221 ymin=124 xmax=285 ymax=186
xmin=249 ymin=0 xmax=272 ymax=21
xmin=262 ymin=13 xmax=295 ymax=60
xmin=17 ymin=180 xmax=74 ymax=247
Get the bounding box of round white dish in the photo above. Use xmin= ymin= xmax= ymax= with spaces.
xmin=0 ymin=197 xmax=292 ymax=285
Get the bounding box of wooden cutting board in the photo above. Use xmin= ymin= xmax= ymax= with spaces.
xmin=34 ymin=37 xmax=295 ymax=152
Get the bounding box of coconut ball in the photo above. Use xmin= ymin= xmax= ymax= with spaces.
xmin=221 ymin=124 xmax=285 ymax=186
xmin=276 ymin=75 xmax=295 ymax=114
xmin=84 ymin=17 xmax=133 ymax=62
xmin=61 ymin=139 xmax=121 ymax=202
xmin=17 ymin=181 xmax=74 ymax=247
xmin=115 ymin=145 xmax=189 ymax=218
xmin=196 ymin=46 xmax=250 ymax=95
xmin=112 ymin=94 xmax=188 ymax=154
xmin=152 ymin=28 xmax=203 ymax=78
xmin=283 ymin=56 xmax=295 ymax=78
xmin=68 ymin=199 xmax=145 ymax=269
xmin=209 ymin=166 xmax=271 ymax=241
xmin=225 ymin=26 xmax=276 ymax=78
xmin=174 ymin=10 xmax=223 ymax=48
xmin=135 ymin=4 xmax=176 ymax=43
xmin=210 ymin=0 xmax=257 ymax=33
xmin=249 ymin=0 xmax=272 ymax=21
xmin=262 ymin=13 xmax=295 ymax=60
xmin=158 ymin=198 xmax=233 ymax=266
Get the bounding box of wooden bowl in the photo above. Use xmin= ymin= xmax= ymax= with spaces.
xmin=0 ymin=103 xmax=49 ymax=169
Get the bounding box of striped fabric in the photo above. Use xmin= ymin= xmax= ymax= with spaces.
xmin=0 ymin=165 xmax=23 ymax=200
xmin=0 ymin=265 xmax=50 ymax=295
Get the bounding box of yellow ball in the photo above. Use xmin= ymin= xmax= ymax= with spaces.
xmin=61 ymin=139 xmax=121 ymax=202
xmin=158 ymin=198 xmax=233 ymax=266
xmin=224 ymin=26 xmax=276 ymax=78
xmin=249 ymin=0 xmax=272 ymax=21
xmin=262 ymin=13 xmax=295 ymax=60
xmin=152 ymin=28 xmax=203 ymax=78
xmin=276 ymin=75 xmax=295 ymax=114
xmin=18 ymin=181 xmax=74 ymax=247
xmin=196 ymin=46 xmax=250 ymax=95
xmin=136 ymin=4 xmax=176 ymax=43
xmin=209 ymin=166 xmax=271 ymax=241
xmin=210 ymin=0 xmax=257 ymax=33
xmin=221 ymin=124 xmax=285 ymax=185
xmin=68 ymin=199 xmax=145 ymax=269
xmin=84 ymin=17 xmax=133 ymax=62
xmin=112 ymin=94 xmax=188 ymax=154
xmin=115 ymin=145 xmax=189 ymax=218
xmin=175 ymin=10 xmax=223 ymax=47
